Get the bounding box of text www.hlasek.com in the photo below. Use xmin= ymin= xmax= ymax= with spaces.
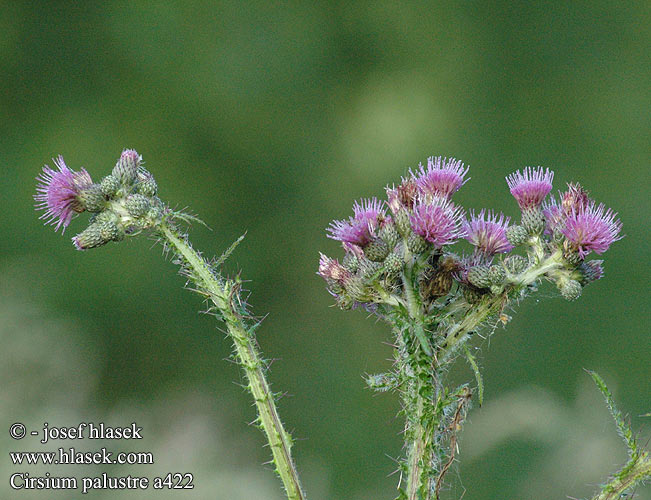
xmin=10 ymin=448 xmax=154 ymax=465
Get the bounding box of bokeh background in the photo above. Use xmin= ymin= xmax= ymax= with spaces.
xmin=1 ymin=2 xmax=649 ymax=499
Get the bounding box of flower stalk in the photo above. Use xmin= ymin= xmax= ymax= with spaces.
xmin=159 ymin=223 xmax=305 ymax=500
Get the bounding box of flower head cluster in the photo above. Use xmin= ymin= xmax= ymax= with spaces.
xmin=317 ymin=155 xmax=624 ymax=500
xmin=319 ymin=156 xmax=622 ymax=315
xmin=35 ymin=150 xmax=165 ymax=251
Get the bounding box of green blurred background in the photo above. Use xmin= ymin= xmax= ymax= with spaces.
xmin=1 ymin=2 xmax=649 ymax=499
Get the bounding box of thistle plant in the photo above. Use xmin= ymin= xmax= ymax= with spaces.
xmin=318 ymin=156 xmax=635 ymax=499
xmin=35 ymin=150 xmax=647 ymax=500
xmin=35 ymin=151 xmax=306 ymax=500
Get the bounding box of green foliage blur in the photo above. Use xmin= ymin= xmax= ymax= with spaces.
xmin=1 ymin=2 xmax=648 ymax=499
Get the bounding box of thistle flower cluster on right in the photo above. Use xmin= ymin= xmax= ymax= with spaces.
xmin=318 ymin=157 xmax=622 ymax=311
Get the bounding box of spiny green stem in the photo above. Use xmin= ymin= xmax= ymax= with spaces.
xmin=400 ymin=325 xmax=434 ymax=500
xmin=590 ymin=451 xmax=651 ymax=500
xmin=402 ymin=271 xmax=432 ymax=356
xmin=159 ymin=223 xmax=305 ymax=500
xmin=399 ymin=272 xmax=435 ymax=500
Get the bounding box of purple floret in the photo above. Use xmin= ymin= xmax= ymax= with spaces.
xmin=35 ymin=156 xmax=93 ymax=232
xmin=409 ymin=197 xmax=466 ymax=248
xmin=506 ymin=166 xmax=554 ymax=210
xmin=464 ymin=209 xmax=513 ymax=255
xmin=411 ymin=157 xmax=469 ymax=199
xmin=327 ymin=198 xmax=386 ymax=247
xmin=561 ymin=201 xmax=623 ymax=258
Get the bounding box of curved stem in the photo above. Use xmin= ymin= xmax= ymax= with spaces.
xmin=159 ymin=223 xmax=306 ymax=500
xmin=590 ymin=451 xmax=651 ymax=500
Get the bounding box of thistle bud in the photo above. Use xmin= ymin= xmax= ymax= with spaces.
xmin=77 ymin=184 xmax=106 ymax=213
xmin=467 ymin=265 xmax=491 ymax=288
xmin=72 ymin=220 xmax=123 ymax=250
xmin=421 ymin=267 xmax=454 ymax=299
xmin=562 ymin=240 xmax=583 ymax=266
xmin=487 ymin=264 xmax=506 ymax=285
xmin=576 ymin=260 xmax=604 ymax=285
xmin=344 ymin=276 xmax=367 ymax=301
xmin=125 ymin=194 xmax=151 ymax=218
xmin=99 ymin=220 xmax=123 ymax=242
xmin=100 ymin=175 xmax=120 ymax=198
xmin=506 ymin=225 xmax=528 ymax=246
xmin=359 ymin=259 xmax=382 ymax=280
xmin=558 ymin=278 xmax=582 ymax=301
xmin=393 ymin=209 xmax=412 ymax=238
xmin=503 ymin=255 xmax=527 ymax=275
xmin=379 ymin=221 xmax=400 ymax=248
xmin=342 ymin=252 xmax=360 ymax=273
xmin=137 ymin=169 xmax=158 ymax=197
xmin=521 ymin=208 xmax=545 ymax=235
xmin=364 ymin=237 xmax=390 ymax=262
xmin=407 ymin=234 xmax=429 ymax=254
xmin=383 ymin=252 xmax=403 ymax=275
xmin=112 ymin=149 xmax=141 ymax=185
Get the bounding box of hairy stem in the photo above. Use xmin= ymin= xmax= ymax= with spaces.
xmin=400 ymin=271 xmax=435 ymax=500
xmin=159 ymin=222 xmax=305 ymax=500
xmin=401 ymin=327 xmax=434 ymax=500
xmin=590 ymin=451 xmax=651 ymax=500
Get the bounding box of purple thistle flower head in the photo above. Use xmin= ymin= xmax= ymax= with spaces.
xmin=560 ymin=182 xmax=590 ymax=215
xmin=506 ymin=166 xmax=554 ymax=210
xmin=409 ymin=196 xmax=466 ymax=248
xmin=463 ymin=209 xmax=513 ymax=256
xmin=327 ymin=198 xmax=386 ymax=247
xmin=35 ymin=156 xmax=94 ymax=232
xmin=411 ymin=156 xmax=469 ymax=199
xmin=317 ymin=253 xmax=351 ymax=285
xmin=561 ymin=201 xmax=623 ymax=258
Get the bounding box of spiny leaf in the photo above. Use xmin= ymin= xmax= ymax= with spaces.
xmin=213 ymin=233 xmax=246 ymax=269
xmin=413 ymin=323 xmax=433 ymax=356
xmin=586 ymin=369 xmax=637 ymax=455
xmin=463 ymin=344 xmax=484 ymax=407
xmin=170 ymin=209 xmax=210 ymax=228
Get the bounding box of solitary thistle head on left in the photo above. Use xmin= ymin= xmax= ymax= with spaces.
xmin=35 ymin=150 xmax=166 ymax=250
